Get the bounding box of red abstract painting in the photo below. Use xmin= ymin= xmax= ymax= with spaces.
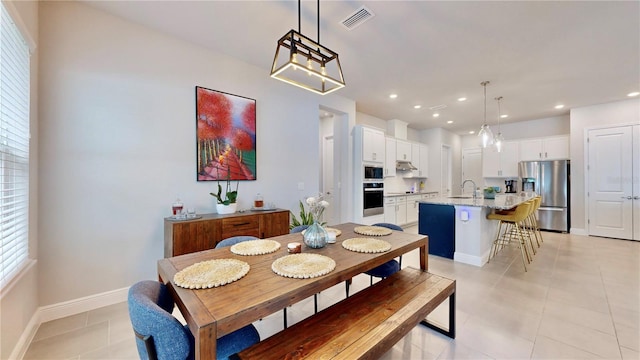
xmin=196 ymin=86 xmax=256 ymax=181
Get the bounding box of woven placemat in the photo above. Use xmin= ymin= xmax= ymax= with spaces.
xmin=230 ymin=239 xmax=281 ymax=256
xmin=174 ymin=259 xmax=249 ymax=289
xmin=272 ymin=254 xmax=336 ymax=279
xmin=342 ymin=237 xmax=392 ymax=253
xmin=301 ymin=227 xmax=342 ymax=237
xmin=353 ymin=226 xmax=393 ymax=236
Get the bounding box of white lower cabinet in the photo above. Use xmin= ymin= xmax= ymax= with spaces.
xmin=406 ymin=195 xmax=421 ymax=224
xmin=385 ymin=195 xmax=424 ymax=225
xmin=384 ymin=197 xmax=397 ymax=224
xmin=396 ymin=196 xmax=407 ymax=225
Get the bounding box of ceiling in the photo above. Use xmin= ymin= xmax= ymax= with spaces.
xmin=83 ymin=0 xmax=639 ymax=134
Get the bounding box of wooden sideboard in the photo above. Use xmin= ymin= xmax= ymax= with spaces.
xmin=163 ymin=209 xmax=290 ymax=257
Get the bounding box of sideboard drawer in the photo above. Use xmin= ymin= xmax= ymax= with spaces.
xmin=221 ymin=215 xmax=260 ymax=238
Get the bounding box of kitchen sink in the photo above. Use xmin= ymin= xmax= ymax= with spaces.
xmin=447 ymin=196 xmax=474 ymax=199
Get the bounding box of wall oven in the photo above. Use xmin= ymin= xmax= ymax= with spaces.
xmin=364 ymin=165 xmax=384 ymax=181
xmin=363 ymin=182 xmax=384 ymax=217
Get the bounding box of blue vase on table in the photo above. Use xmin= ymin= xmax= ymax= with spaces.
xmin=303 ymin=221 xmax=328 ymax=249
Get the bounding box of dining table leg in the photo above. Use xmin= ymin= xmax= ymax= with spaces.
xmin=420 ymin=243 xmax=428 ymax=271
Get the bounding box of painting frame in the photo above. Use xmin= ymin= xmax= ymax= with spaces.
xmin=196 ymin=86 xmax=257 ymax=181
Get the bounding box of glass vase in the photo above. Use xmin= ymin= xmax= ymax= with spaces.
xmin=303 ymin=221 xmax=328 ymax=249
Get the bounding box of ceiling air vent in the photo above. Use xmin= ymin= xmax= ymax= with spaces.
xmin=341 ymin=6 xmax=375 ymax=30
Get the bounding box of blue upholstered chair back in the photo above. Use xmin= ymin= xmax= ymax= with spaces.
xmin=365 ymin=223 xmax=404 ymax=279
xmin=290 ymin=225 xmax=310 ymax=234
xmin=128 ymin=280 xmax=193 ymax=360
xmin=372 ymin=222 xmax=403 ymax=232
xmin=215 ymin=236 xmax=259 ymax=249
xmin=128 ymin=281 xmax=261 ymax=360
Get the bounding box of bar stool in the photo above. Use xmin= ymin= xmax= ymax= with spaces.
xmin=530 ymin=196 xmax=544 ymax=247
xmin=487 ymin=201 xmax=533 ymax=271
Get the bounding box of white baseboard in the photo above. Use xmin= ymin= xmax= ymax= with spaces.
xmin=453 ymin=251 xmax=488 ymax=267
xmin=38 ymin=286 xmax=129 ymax=323
xmin=10 ymin=287 xmax=129 ymax=360
xmin=570 ymin=228 xmax=588 ymax=236
xmin=9 ymin=311 xmax=40 ymax=360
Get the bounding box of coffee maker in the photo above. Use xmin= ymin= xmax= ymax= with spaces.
xmin=505 ymin=179 xmax=517 ymax=193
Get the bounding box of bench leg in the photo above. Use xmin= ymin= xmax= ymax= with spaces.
xmin=420 ymin=291 xmax=455 ymax=339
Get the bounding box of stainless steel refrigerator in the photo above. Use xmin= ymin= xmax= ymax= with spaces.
xmin=519 ymin=160 xmax=570 ymax=232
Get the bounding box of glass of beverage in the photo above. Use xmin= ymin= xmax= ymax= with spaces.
xmin=254 ymin=193 xmax=264 ymax=209
xmin=172 ymin=199 xmax=184 ymax=217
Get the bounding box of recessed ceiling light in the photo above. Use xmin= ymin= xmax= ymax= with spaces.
xmin=628 ymin=91 xmax=639 ymax=97
xmin=555 ymin=104 xmax=565 ymax=109
xmin=468 ymin=130 xmax=475 ymax=134
xmin=389 ymin=93 xmax=398 ymax=99
xmin=414 ymin=105 xmax=422 ymax=109
xmin=433 ymin=113 xmax=439 ymax=118
xmin=458 ymin=97 xmax=467 ymax=102
xmin=447 ymin=120 xmax=453 ymax=124
xmin=501 ymin=114 xmax=508 ymax=118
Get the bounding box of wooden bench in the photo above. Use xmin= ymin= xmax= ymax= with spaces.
xmin=233 ymin=267 xmax=455 ymax=360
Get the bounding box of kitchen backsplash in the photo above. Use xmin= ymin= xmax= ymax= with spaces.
xmin=384 ymin=175 xmax=426 ymax=194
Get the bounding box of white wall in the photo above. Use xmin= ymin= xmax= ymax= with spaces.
xmin=460 ymin=115 xmax=570 ymax=148
xmin=419 ymin=128 xmax=462 ymax=194
xmin=355 ymin=112 xmax=386 ymax=131
xmin=569 ymin=98 xmax=640 ymax=233
xmin=36 ymin=1 xmax=355 ymax=307
xmin=0 ymin=1 xmax=39 ymax=359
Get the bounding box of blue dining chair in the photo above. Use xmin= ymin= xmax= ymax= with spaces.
xmin=290 ymin=224 xmax=310 ymax=234
xmin=128 ymin=280 xmax=260 ymax=360
xmin=215 ymin=235 xmax=259 ymax=249
xmin=347 ymin=223 xmax=403 ymax=297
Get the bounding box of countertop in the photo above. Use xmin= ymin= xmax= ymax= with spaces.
xmin=419 ymin=193 xmax=537 ymax=210
xmin=385 ymin=191 xmax=438 ymax=197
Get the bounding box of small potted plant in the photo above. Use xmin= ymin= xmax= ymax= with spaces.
xmin=483 ymin=186 xmax=496 ymax=199
xmin=210 ymin=165 xmax=239 ymax=214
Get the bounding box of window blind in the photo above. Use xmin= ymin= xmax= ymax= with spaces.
xmin=0 ymin=2 xmax=30 ymax=290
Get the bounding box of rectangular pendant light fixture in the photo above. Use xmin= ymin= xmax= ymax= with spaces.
xmin=270 ymin=0 xmax=345 ymax=95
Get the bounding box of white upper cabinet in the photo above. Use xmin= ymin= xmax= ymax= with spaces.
xmin=411 ymin=143 xmax=420 ymax=177
xmin=385 ymin=137 xmax=397 ymax=177
xmin=410 ymin=144 xmax=429 ymax=178
xmin=419 ymin=144 xmax=429 ymax=178
xmin=482 ymin=140 xmax=519 ymax=177
xmin=396 ymin=140 xmax=412 ymax=161
xmin=362 ymin=127 xmax=385 ymax=163
xmin=519 ymin=136 xmax=569 ymax=161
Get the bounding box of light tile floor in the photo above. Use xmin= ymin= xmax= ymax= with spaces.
xmin=24 ymin=228 xmax=639 ymax=359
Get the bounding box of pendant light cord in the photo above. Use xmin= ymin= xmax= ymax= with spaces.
xmin=299 ymin=0 xmax=322 ymax=44
xmin=481 ymin=81 xmax=489 ymax=125
xmin=496 ymin=96 xmax=502 ymax=131
xmin=298 ymin=0 xmax=301 ymax=33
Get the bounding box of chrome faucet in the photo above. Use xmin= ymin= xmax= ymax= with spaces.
xmin=461 ymin=179 xmax=477 ymax=199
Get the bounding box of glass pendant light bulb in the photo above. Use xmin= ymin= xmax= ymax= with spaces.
xmin=477 ymin=81 xmax=493 ymax=148
xmin=494 ymin=132 xmax=504 ymax=152
xmin=479 ymin=124 xmax=494 ymax=148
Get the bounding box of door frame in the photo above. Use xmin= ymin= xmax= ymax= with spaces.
xmin=584 ymin=123 xmax=637 ymax=239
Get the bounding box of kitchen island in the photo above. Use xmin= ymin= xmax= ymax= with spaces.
xmin=419 ymin=193 xmax=537 ymax=266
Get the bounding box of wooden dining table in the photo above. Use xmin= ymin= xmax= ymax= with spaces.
xmin=157 ymin=222 xmax=429 ymax=360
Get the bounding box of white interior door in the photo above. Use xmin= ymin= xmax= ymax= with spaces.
xmin=462 ymin=148 xmax=482 ymax=195
xmin=322 ymin=135 xmax=335 ymax=225
xmin=441 ymin=145 xmax=452 ymax=196
xmin=588 ymin=126 xmax=634 ymax=240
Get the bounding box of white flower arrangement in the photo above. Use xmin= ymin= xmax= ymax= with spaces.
xmin=290 ymin=194 xmax=330 ymax=228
